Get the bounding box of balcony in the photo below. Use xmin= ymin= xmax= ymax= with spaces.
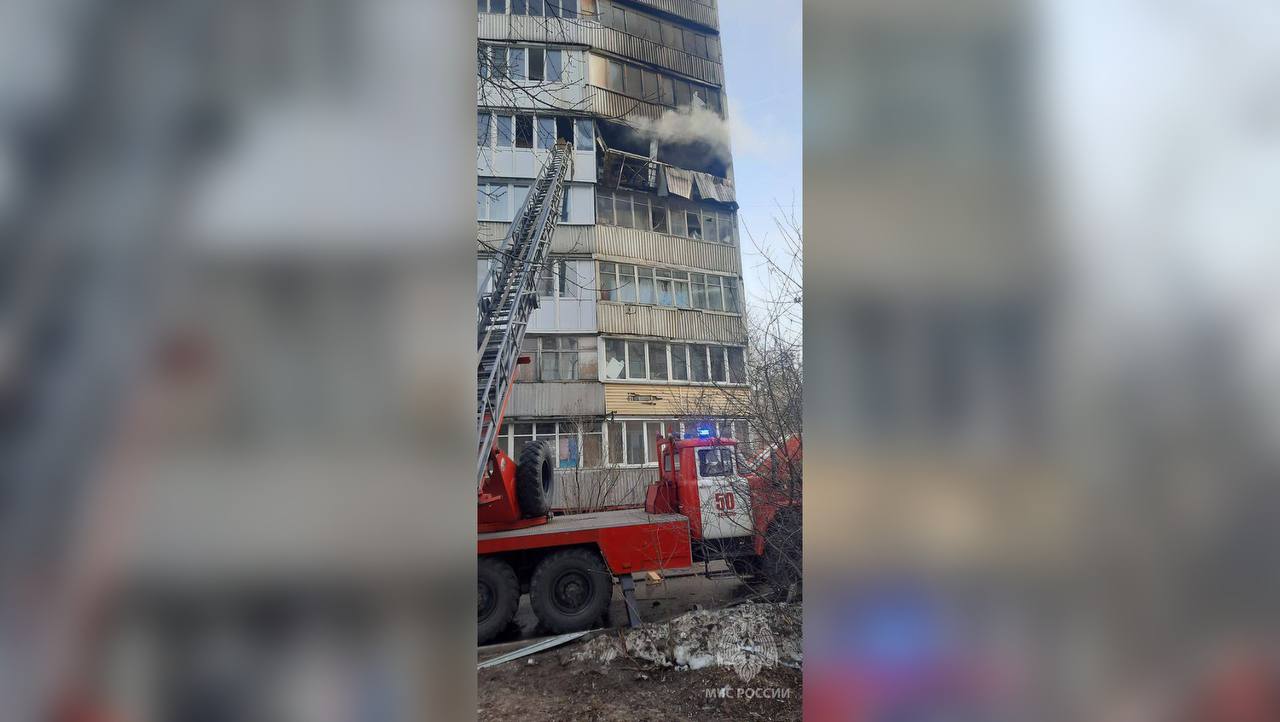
xmin=478 ymin=14 xmax=723 ymax=86
xmin=623 ymin=0 xmax=719 ymax=32
xmin=597 ymin=303 xmax=745 ymax=344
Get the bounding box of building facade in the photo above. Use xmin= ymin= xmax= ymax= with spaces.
xmin=476 ymin=0 xmax=748 ymax=508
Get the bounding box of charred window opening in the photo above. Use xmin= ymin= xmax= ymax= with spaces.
xmin=515 ymin=115 xmax=533 ymax=148
xmin=556 ymin=117 xmax=574 ymax=144
xmin=596 ymin=120 xmax=729 ymax=178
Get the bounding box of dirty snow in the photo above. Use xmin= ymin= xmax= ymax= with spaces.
xmin=567 ymin=602 xmax=801 ymax=676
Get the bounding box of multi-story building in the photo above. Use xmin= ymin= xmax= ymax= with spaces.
xmin=476 ymin=0 xmax=748 ymax=508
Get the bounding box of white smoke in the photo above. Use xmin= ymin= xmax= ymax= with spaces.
xmin=629 ymin=97 xmax=733 ymax=165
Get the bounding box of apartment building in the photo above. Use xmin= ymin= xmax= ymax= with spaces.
xmin=476 ymin=0 xmax=748 ymax=507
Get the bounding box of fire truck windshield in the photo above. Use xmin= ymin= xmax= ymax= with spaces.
xmin=696 ymin=447 xmax=734 ymax=478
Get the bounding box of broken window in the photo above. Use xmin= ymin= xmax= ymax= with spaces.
xmin=477 ymin=113 xmax=492 ymax=146
xmin=528 ymin=48 xmax=545 ymax=81
xmin=575 ymin=119 xmax=594 ymax=151
xmin=650 ymin=204 xmax=668 ymax=234
xmin=537 ymin=116 xmax=556 ymax=148
xmin=648 ymin=342 xmax=667 ymax=380
xmin=515 ymin=114 xmax=533 ymax=148
xmin=604 ymin=339 xmax=625 ymax=379
xmin=701 ymin=212 xmax=717 ymax=242
xmin=686 ymin=211 xmax=702 ymax=240
xmin=556 ymin=117 xmax=574 ymax=144
xmin=546 ymin=49 xmax=564 ymax=82
xmin=495 ymin=115 xmax=514 ymax=147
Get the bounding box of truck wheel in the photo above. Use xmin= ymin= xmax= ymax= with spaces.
xmin=763 ymin=510 xmax=802 ymax=597
xmin=529 ymin=549 xmax=612 ymax=633
xmin=516 ymin=442 xmax=554 ymax=518
xmin=478 ymin=556 xmax=519 ymax=644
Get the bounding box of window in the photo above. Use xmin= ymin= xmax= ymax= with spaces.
xmin=626 ymin=423 xmax=646 ymax=465
xmin=477 ymin=113 xmax=492 ymax=146
xmin=510 ymin=47 xmax=526 ymax=80
xmin=670 ymin=344 xmax=688 ymax=381
xmin=561 ymin=189 xmax=570 ymax=222
xmin=706 ymin=275 xmax=723 ymax=311
xmin=547 ymin=0 xmax=577 ymax=18
xmin=648 ymin=342 xmax=667 ymax=380
xmin=529 ymin=48 xmax=545 ymax=81
xmin=576 ymin=119 xmax=595 ymax=151
xmin=723 ymin=278 xmax=739 ymax=313
xmin=717 ymin=211 xmax=735 ymax=244
xmin=690 ymin=344 xmax=710 ymax=381
xmin=727 ymin=347 xmax=745 ymax=383
xmin=710 ymin=345 xmax=727 ymax=382
xmin=476 ymin=182 xmax=508 ymax=221
xmin=655 ymin=268 xmax=674 ymax=306
xmin=498 ymin=420 xmax=603 ymax=469
xmin=512 ymin=0 xmax=528 ymax=12
xmin=691 ymin=273 xmax=706 ymax=309
xmin=607 ymin=421 xmax=624 ymax=463
xmin=651 ymin=205 xmax=668 ymax=234
xmin=608 ymin=60 xmax=624 ymax=91
xmin=599 ymin=262 xmax=617 ymax=301
xmin=672 ymin=271 xmax=690 ymax=307
xmin=686 ymin=212 xmax=702 ymax=240
xmin=674 ymin=79 xmax=691 ymax=108
xmin=539 ymin=336 xmax=578 ymax=380
xmin=624 ymin=64 xmax=642 ymax=96
xmin=614 ymin=193 xmax=634 ymax=229
xmin=686 ymin=31 xmax=709 ymax=60
xmin=515 ymin=115 xmax=533 ymax=148
xmin=511 ymin=184 xmax=530 ymax=215
xmin=669 ymin=206 xmax=686 ymax=236
xmin=637 ymin=267 xmax=656 ymax=304
xmin=663 ymin=24 xmax=684 ymax=52
xmin=596 ymin=192 xmax=614 ymax=226
xmin=702 ymin=212 xmax=717 ymax=242
xmin=627 ymin=340 xmax=646 ymax=379
xmin=616 ymin=264 xmax=637 ymax=302
xmin=659 ymin=76 xmax=675 ymax=106
xmin=604 ymin=338 xmax=625 ymax=379
xmin=697 ymin=447 xmax=734 ymax=477
xmin=642 ymin=70 xmax=659 ymax=102
xmin=537 ymin=116 xmax=556 ymax=148
xmin=546 ymin=50 xmax=564 ymax=83
xmin=495 ymin=115 xmax=514 ymax=147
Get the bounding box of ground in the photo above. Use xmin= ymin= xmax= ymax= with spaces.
xmin=478 ymin=568 xmax=801 ymax=721
xmin=479 ymin=659 xmax=802 ymax=721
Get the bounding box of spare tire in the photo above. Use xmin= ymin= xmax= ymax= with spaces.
xmin=516 ymin=441 xmax=554 ymax=518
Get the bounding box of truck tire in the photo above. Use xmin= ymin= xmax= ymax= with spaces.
xmin=516 ymin=441 xmax=554 ymax=518
xmin=478 ymin=556 xmax=520 ymax=644
xmin=763 ymin=509 xmax=802 ymax=596
xmin=529 ymin=548 xmax=612 ymax=633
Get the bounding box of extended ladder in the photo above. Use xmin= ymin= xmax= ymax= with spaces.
xmin=476 ymin=141 xmax=574 ymax=487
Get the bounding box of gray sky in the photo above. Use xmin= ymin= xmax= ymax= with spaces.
xmin=720 ymin=1 xmax=803 ymax=314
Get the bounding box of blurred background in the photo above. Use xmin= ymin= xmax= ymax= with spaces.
xmin=807 ymin=0 xmax=1280 ymax=719
xmin=0 ymin=0 xmax=475 ymax=719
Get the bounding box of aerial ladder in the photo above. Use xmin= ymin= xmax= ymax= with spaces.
xmin=476 ymin=140 xmax=573 ymax=531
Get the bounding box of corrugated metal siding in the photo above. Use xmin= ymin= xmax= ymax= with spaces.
xmin=479 ymin=221 xmax=596 ymax=254
xmin=597 ymin=303 xmax=746 ymax=343
xmin=585 ymin=85 xmax=667 ymax=122
xmin=595 ymin=225 xmax=740 ymax=274
xmin=603 ymin=382 xmax=748 ymax=416
xmin=550 ymin=467 xmax=653 ymax=510
xmin=478 ymin=15 xmax=723 ymax=85
xmin=506 ymin=382 xmax=605 ymax=417
xmin=629 ymin=0 xmax=718 ymax=31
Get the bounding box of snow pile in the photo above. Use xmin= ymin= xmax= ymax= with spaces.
xmin=567 ymin=602 xmax=802 ymax=676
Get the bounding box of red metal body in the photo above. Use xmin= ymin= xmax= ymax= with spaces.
xmin=477 ymin=509 xmax=693 ymax=575
xmin=745 ymin=435 xmax=803 ymax=556
xmin=477 ymin=355 xmax=549 ymax=533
